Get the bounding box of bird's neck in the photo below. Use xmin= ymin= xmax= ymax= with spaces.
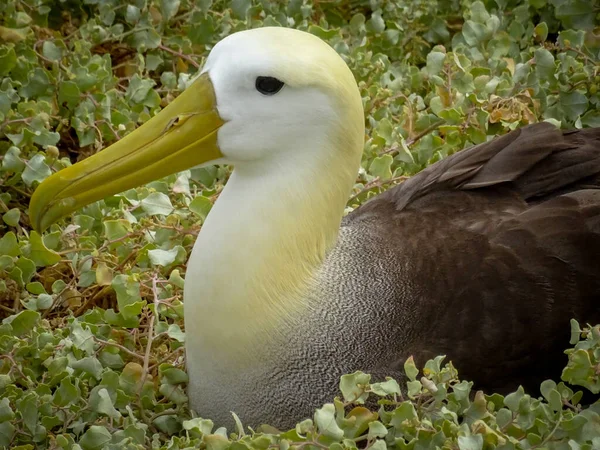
xmin=184 ymin=148 xmax=359 ymax=356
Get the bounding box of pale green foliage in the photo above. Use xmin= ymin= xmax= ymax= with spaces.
xmin=0 ymin=0 xmax=599 ymax=448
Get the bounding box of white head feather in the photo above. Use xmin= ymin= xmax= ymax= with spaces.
xmin=202 ymin=27 xmax=364 ymax=168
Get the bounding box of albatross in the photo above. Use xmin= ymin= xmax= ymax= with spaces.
xmin=30 ymin=27 xmax=600 ymax=429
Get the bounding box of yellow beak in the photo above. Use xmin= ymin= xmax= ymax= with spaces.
xmin=29 ymin=73 xmax=224 ymax=232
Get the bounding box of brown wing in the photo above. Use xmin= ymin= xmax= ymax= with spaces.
xmin=345 ymin=122 xmax=600 ymax=395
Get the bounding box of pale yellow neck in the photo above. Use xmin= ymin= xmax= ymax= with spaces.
xmin=184 ymin=146 xmax=359 ymax=358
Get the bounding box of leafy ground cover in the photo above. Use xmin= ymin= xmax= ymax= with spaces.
xmin=0 ymin=0 xmax=599 ymax=448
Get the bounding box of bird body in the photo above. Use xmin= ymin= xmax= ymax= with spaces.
xmin=29 ymin=27 xmax=600 ymax=430
xmin=187 ymin=122 xmax=600 ymax=428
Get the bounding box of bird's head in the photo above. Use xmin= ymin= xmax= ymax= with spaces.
xmin=29 ymin=27 xmax=364 ymax=232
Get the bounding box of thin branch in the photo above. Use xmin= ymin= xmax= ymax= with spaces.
xmin=138 ymin=276 xmax=160 ymax=395
xmin=148 ymin=346 xmax=184 ymax=371
xmin=93 ymin=336 xmax=145 ymax=361
xmin=0 ymin=354 xmax=29 ymax=381
xmin=158 ymin=44 xmax=200 ymax=69
xmin=0 ymin=304 xmax=15 ymax=314
xmin=348 ymin=175 xmax=408 ymax=204
xmin=380 ymin=120 xmax=445 ymax=157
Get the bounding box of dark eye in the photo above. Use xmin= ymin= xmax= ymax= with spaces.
xmin=255 ymin=76 xmax=284 ymax=95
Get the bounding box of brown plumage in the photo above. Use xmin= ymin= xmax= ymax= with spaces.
xmin=345 ymin=122 xmax=600 ymax=396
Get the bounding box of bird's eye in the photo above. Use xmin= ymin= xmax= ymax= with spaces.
xmin=255 ymin=76 xmax=284 ymax=95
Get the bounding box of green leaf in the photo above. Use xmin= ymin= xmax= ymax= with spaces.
xmin=495 ymin=408 xmax=513 ymax=428
xmin=94 ymin=388 xmax=121 ymax=419
xmin=130 ymin=29 xmax=162 ymax=52
xmin=458 ymin=435 xmax=483 ymax=450
xmin=504 ymin=386 xmax=525 ymax=412
xmin=204 ymin=434 xmax=230 ymax=450
xmin=95 ymin=262 xmax=113 ymax=286
xmin=18 ymin=68 xmax=52 ymax=98
xmin=126 ymin=74 xmax=156 ymax=104
xmin=534 ymin=22 xmax=548 ymax=42
xmin=0 ymin=375 xmax=12 ymax=391
xmin=146 ymin=53 xmax=163 ymax=71
xmin=160 ymin=71 xmax=177 ymax=89
xmin=79 ymin=425 xmax=112 ymax=450
xmin=308 ymin=25 xmax=339 ymax=41
xmin=183 ymin=417 xmax=215 ymax=436
xmin=581 ymin=111 xmax=600 ymax=128
xmin=167 ymin=323 xmax=185 ymax=342
xmin=22 ymin=154 xmax=51 ymax=186
xmin=540 ymin=379 xmax=563 ymax=411
xmin=168 ymin=269 xmax=186 ymax=288
xmin=51 ymin=279 xmax=67 ymax=294
xmin=404 ymin=379 xmax=423 ymax=401
xmin=42 ymin=41 xmax=62 ymax=61
xmin=111 ymin=274 xmax=142 ymax=317
xmin=71 ymin=321 xmax=96 ymax=354
xmin=125 ymin=5 xmax=141 ymax=23
xmin=558 ymin=29 xmax=585 ymax=48
xmin=189 ymin=195 xmax=212 ymax=220
xmin=0 ymin=398 xmax=15 ymax=422
xmin=159 ymin=383 xmax=187 ymax=403
xmin=16 ymin=393 xmax=38 ymax=434
xmin=366 ymin=10 xmax=385 ymax=34
xmin=0 ymin=255 xmax=13 ymax=271
xmin=469 ymin=1 xmax=490 ymax=23
xmin=426 ymin=51 xmax=446 ymax=76
xmin=560 ymin=91 xmax=588 ymax=122
xmin=2 ymin=310 xmax=40 ymax=336
xmin=148 ymin=246 xmax=185 ymax=266
xmin=103 ymin=219 xmax=130 ymax=240
xmin=53 ymin=377 xmax=78 ymax=407
xmin=555 ymin=0 xmax=595 ymax=30
xmin=2 ymin=208 xmax=20 ymax=226
xmin=370 ymin=378 xmax=401 ymax=396
xmin=390 ymin=402 xmax=417 ymax=426
xmin=562 ymin=348 xmax=596 ymax=392
xmin=160 ymin=0 xmax=180 ymax=19
xmin=0 ymin=421 xmax=15 ymax=448
xmin=314 ymin=404 xmax=344 ymax=441
xmin=43 ymin=229 xmax=60 ymax=249
xmin=462 ymin=20 xmax=488 ymax=46
xmin=2 ymin=147 xmax=26 ymax=172
xmin=367 ymin=421 xmax=388 ymax=440
xmin=141 ymin=192 xmax=173 ymax=216
xmin=562 ymin=414 xmax=587 ymax=431
xmin=339 ymin=371 xmax=371 ymax=403
xmin=26 ymin=281 xmax=46 ymax=294
xmin=161 ymin=365 xmax=188 ymax=384
xmin=188 ymin=13 xmax=216 ymax=45
xmin=369 ymin=155 xmax=393 ymax=180
xmin=58 ymin=81 xmax=81 ymax=108
xmin=27 ymin=231 xmax=61 ymax=266
xmin=0 ymin=46 xmax=16 ymax=77
xmin=404 ymin=356 xmax=419 ymax=382
xmin=16 ymin=257 xmax=36 ymax=284
xmin=349 ymin=13 xmax=365 ymax=33
xmin=230 ymin=0 xmax=251 ymax=19
xmin=0 ymin=231 xmax=21 ymax=257
xmin=72 ymin=356 xmax=103 ymax=380
xmin=534 ymin=48 xmax=555 ymax=80
xmin=570 ymin=318 xmax=583 ymax=345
